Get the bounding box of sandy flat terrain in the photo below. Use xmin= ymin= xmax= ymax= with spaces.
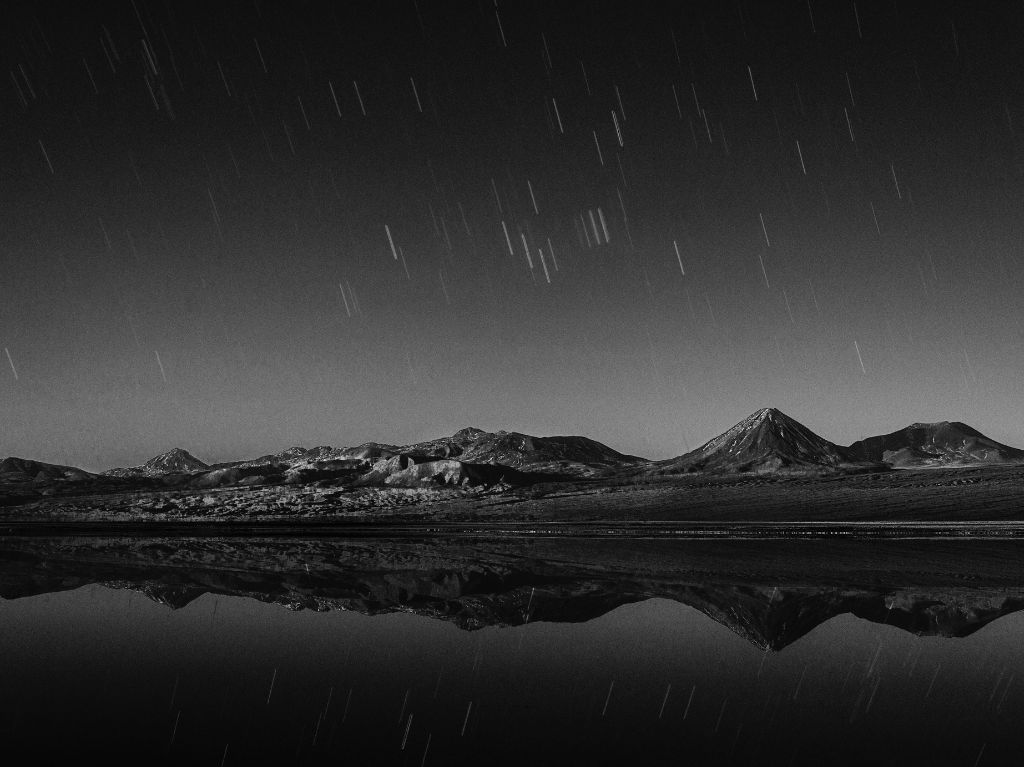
xmin=1 ymin=463 xmax=1023 ymax=528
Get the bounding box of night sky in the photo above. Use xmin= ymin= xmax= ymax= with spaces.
xmin=3 ymin=1 xmax=1024 ymax=471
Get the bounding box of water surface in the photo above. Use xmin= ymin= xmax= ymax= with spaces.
xmin=1 ymin=536 xmax=1021 ymax=765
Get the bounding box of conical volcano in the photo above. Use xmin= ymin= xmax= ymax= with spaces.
xmin=656 ymin=408 xmax=855 ymax=474
xmin=103 ymin=448 xmax=209 ymax=477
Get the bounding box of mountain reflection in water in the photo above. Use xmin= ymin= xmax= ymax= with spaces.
xmin=1 ymin=536 xmax=1023 ymax=765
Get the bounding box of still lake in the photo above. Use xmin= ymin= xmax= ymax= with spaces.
xmin=0 ymin=535 xmax=1022 ymax=765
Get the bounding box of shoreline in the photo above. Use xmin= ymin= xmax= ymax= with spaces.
xmin=5 ymin=519 xmax=1024 ymax=538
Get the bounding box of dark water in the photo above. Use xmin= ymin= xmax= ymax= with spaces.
xmin=1 ymin=536 xmax=1022 ymax=765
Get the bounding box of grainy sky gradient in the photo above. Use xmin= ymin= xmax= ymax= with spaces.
xmin=2 ymin=1 xmax=1023 ymax=471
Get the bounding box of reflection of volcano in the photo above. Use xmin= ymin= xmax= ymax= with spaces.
xmin=681 ymin=585 xmax=1024 ymax=650
xmin=3 ymin=536 xmax=1024 ymax=650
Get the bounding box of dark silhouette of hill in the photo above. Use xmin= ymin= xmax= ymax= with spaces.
xmin=0 ymin=457 xmax=94 ymax=482
xmin=847 ymin=422 xmax=1024 ymax=467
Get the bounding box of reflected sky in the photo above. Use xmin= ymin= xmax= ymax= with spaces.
xmin=1 ymin=578 xmax=1021 ymax=766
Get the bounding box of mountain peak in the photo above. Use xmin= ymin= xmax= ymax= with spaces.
xmin=136 ymin=448 xmax=209 ymax=475
xmin=749 ymin=407 xmax=792 ymax=423
xmin=657 ymin=408 xmax=854 ymax=474
xmin=452 ymin=426 xmax=487 ymax=442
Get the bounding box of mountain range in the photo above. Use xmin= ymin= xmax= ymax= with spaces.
xmin=202 ymin=427 xmax=645 ymax=475
xmin=649 ymin=408 xmax=1024 ymax=476
xmin=3 ymin=409 xmax=1023 ymax=495
xmin=93 ymin=425 xmax=647 ymax=489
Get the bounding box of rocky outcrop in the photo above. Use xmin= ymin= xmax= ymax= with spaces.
xmin=383 ymin=459 xmax=515 ymax=488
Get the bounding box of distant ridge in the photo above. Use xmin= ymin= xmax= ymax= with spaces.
xmin=847 ymin=422 xmax=1024 ymax=468
xmin=654 ymin=408 xmax=864 ymax=474
xmin=399 ymin=427 xmax=645 ymax=476
xmin=209 ymin=427 xmax=644 ymax=480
